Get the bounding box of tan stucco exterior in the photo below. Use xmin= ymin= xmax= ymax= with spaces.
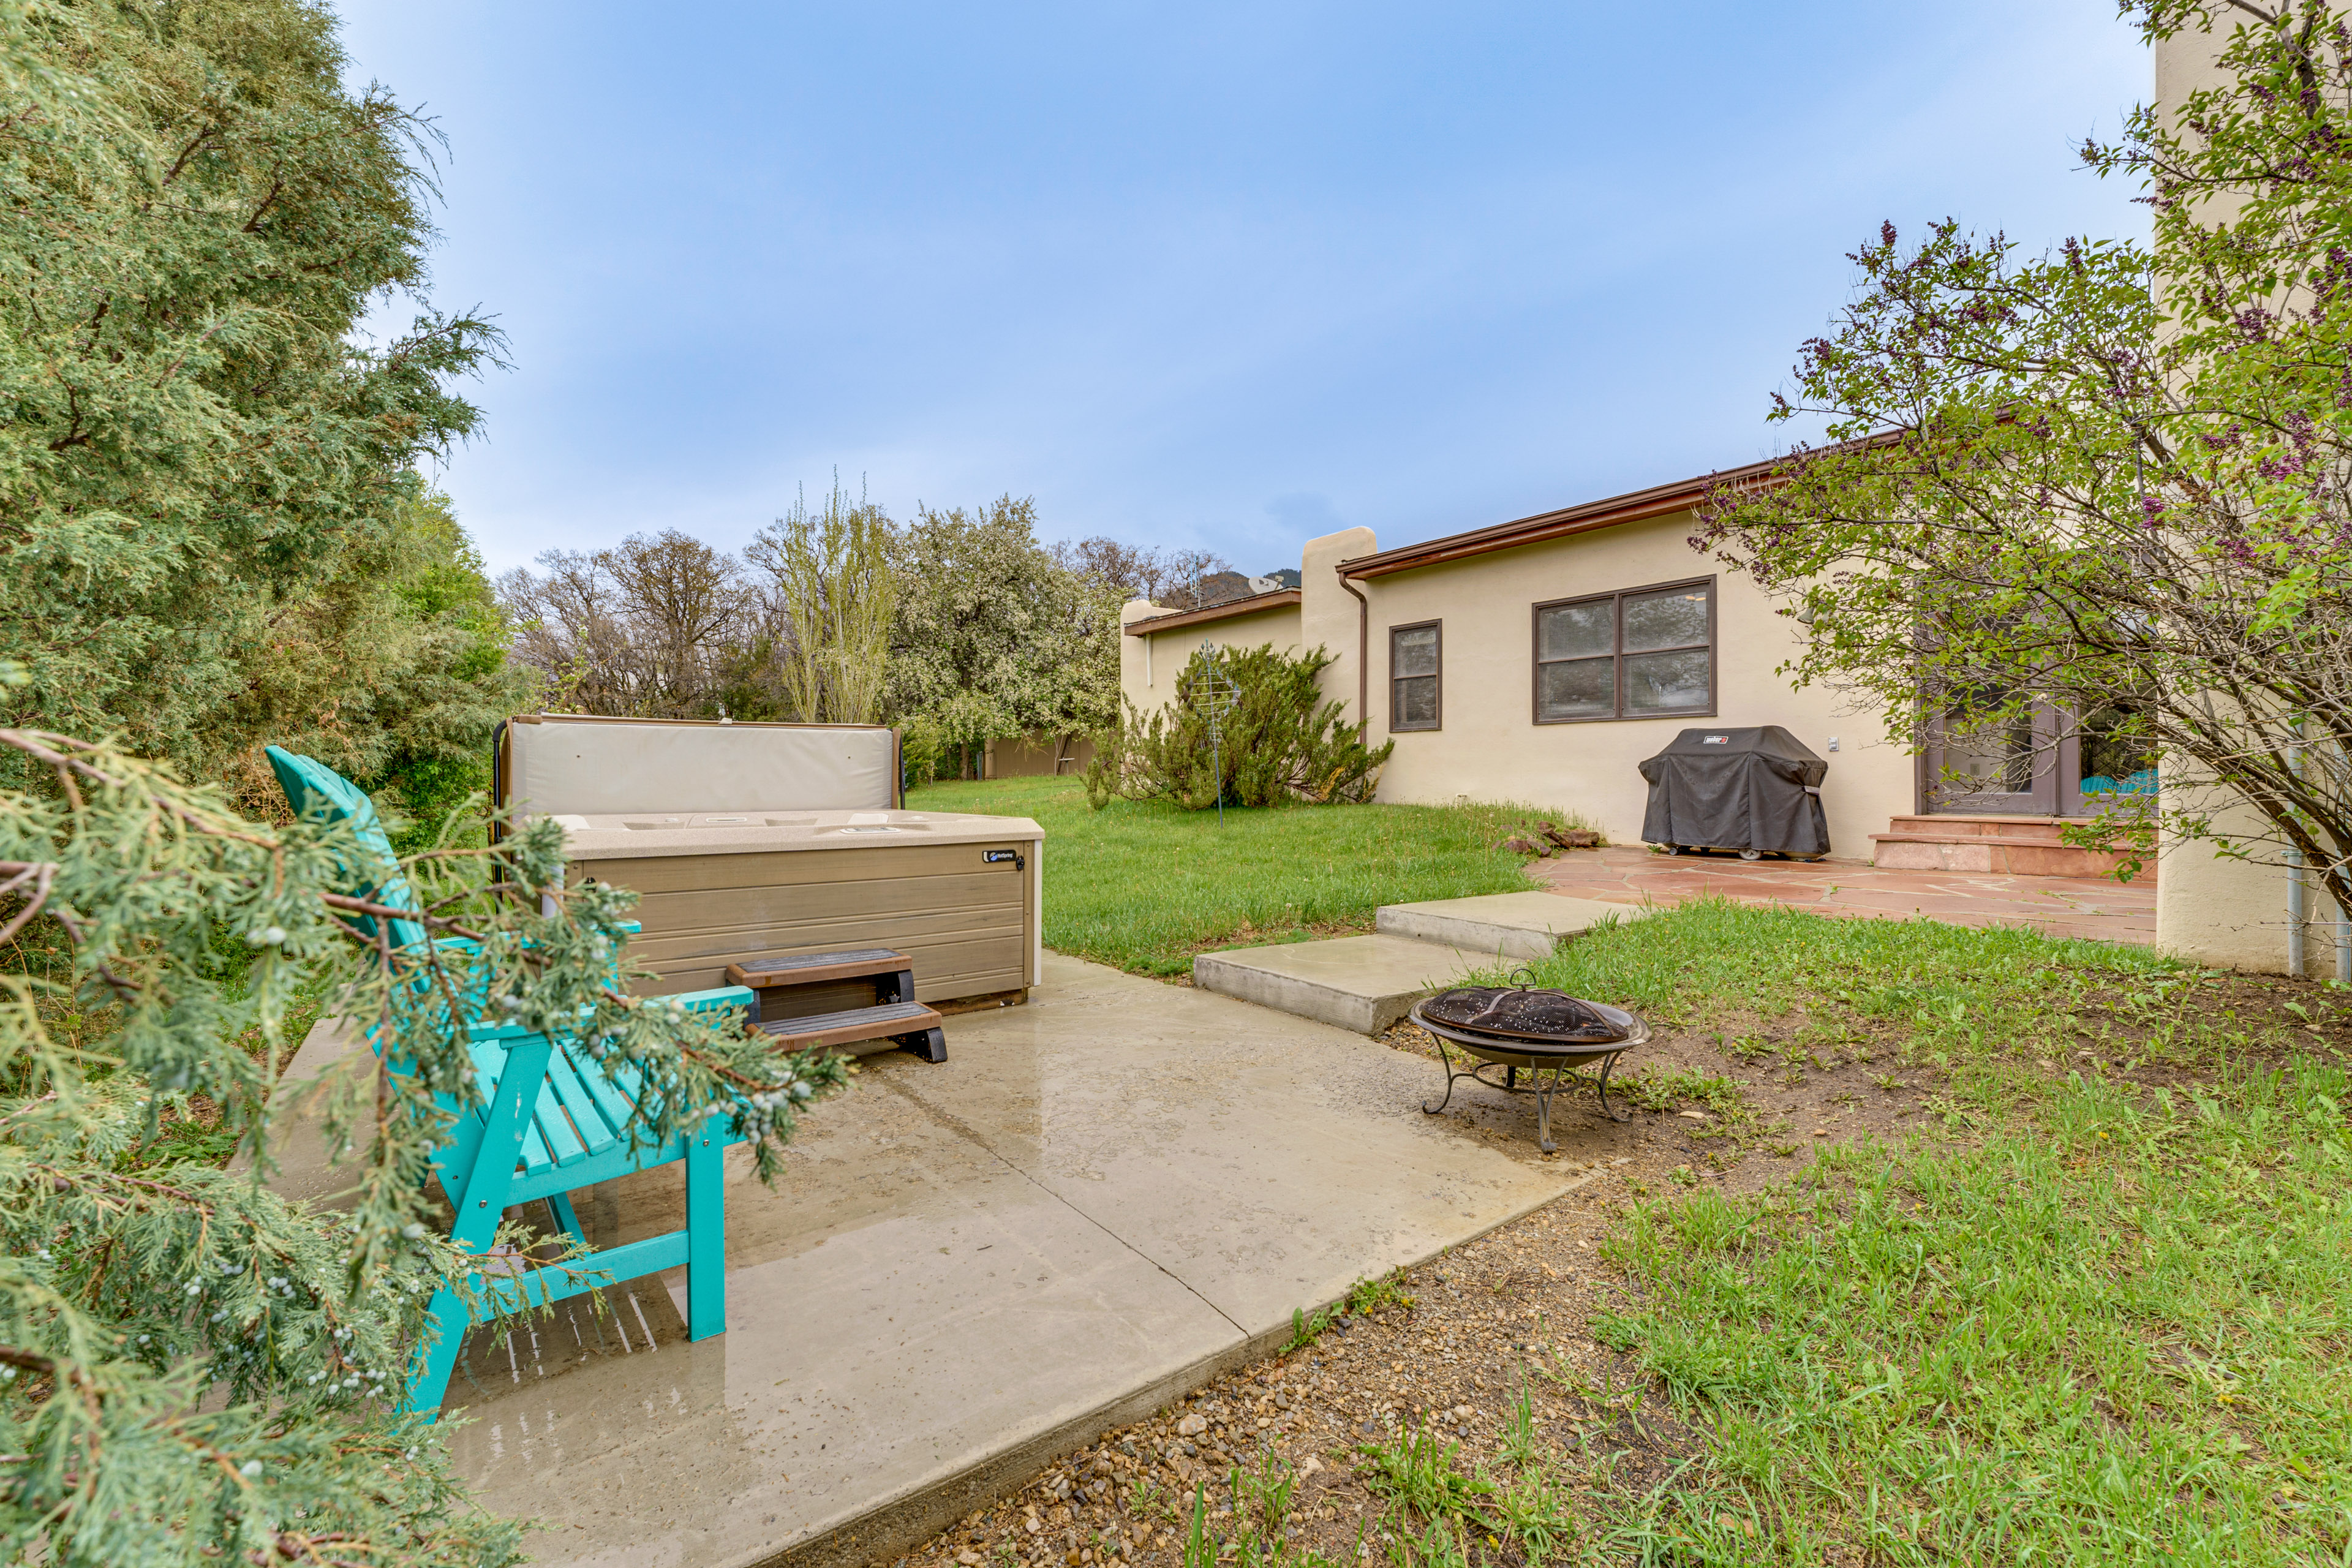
xmin=1303 ymin=527 xmax=1378 ymax=727
xmin=1340 ymin=513 xmax=1908 ymax=851
xmin=2141 ymin=10 xmax=2349 ymax=975
xmin=2155 ymin=779 xmax=2351 ymax=979
xmin=1118 ymin=512 xmax=1910 ymax=854
xmin=1120 ymin=595 xmax=1305 ymax=707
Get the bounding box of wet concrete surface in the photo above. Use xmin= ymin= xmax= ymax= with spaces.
xmin=1189 ymin=933 xmax=1488 ymax=1033
xmin=426 ymin=953 xmax=1604 ymax=1567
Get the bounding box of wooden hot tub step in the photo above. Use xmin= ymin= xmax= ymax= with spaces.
xmin=757 ymin=999 xmax=947 ymax=1063
xmin=725 ymin=948 xmax=913 ymax=990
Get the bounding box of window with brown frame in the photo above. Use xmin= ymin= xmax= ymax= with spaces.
xmin=1389 ymin=620 xmax=1441 ymax=731
xmin=1532 ymin=578 xmax=1714 ymax=723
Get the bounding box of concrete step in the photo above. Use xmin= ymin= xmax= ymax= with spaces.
xmin=1193 ymin=933 xmax=1491 ymax=1035
xmin=1375 ymin=891 xmax=1651 ymax=959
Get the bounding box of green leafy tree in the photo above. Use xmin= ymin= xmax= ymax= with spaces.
xmin=0 ymin=726 xmax=843 ymax=1565
xmin=1087 ymin=643 xmax=1393 ymax=810
xmin=362 ymin=492 xmax=526 ymax=849
xmin=0 ymin=0 xmax=509 ymax=789
xmin=1698 ymin=0 xmax=2352 ymax=908
xmin=889 ymin=497 xmax=1118 ymax=774
xmin=227 ymin=487 xmax=526 ymax=839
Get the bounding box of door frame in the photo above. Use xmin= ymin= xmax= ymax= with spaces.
xmin=1917 ymin=701 xmax=2065 ymax=816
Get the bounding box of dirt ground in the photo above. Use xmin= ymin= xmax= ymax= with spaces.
xmin=894 ymin=1013 xmax=1947 ymax=1568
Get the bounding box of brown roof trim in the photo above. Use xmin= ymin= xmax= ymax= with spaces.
xmin=1122 ymin=588 xmax=1302 ymax=636
xmin=1338 ymin=454 xmax=1787 ymax=580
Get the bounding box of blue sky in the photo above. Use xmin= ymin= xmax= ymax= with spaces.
xmin=334 ymin=2 xmax=2151 ymax=576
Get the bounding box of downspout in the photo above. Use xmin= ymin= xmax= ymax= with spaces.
xmin=2337 ymin=741 xmax=2351 ymax=982
xmin=2288 ymin=721 xmax=2307 ymax=979
xmin=1339 ymin=571 xmax=1370 ymax=733
xmin=2289 ymin=842 xmax=2308 ymax=978
xmin=2339 ymin=871 xmax=2351 ymax=983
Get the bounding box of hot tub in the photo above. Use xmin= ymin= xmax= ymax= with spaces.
xmin=497 ymin=715 xmax=1043 ymax=1009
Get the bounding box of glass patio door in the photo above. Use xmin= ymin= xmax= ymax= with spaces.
xmin=1923 ymin=698 xmax=2062 ymax=815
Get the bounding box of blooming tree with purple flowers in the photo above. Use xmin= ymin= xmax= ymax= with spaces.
xmin=1698 ymin=1 xmax=2352 ymax=910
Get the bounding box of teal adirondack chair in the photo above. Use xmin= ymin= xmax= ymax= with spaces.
xmin=266 ymin=747 xmax=756 ymax=1417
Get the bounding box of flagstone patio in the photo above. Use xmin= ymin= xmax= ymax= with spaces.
xmin=1525 ymin=845 xmax=2156 ymax=944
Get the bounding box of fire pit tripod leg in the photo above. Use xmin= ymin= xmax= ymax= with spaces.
xmin=1596 ymin=1051 xmax=1630 ymax=1123
xmin=1532 ymin=1062 xmax=1558 ymax=1153
xmin=1421 ymin=1035 xmax=1468 ymax=1117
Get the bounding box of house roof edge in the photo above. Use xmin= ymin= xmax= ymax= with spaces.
xmin=1121 ymin=587 xmax=1304 ymax=636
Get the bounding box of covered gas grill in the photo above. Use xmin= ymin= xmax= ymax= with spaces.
xmin=1409 ymin=979 xmax=1647 ymax=1152
xmin=1638 ymin=724 xmax=1830 ymax=861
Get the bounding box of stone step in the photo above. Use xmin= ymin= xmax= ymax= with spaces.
xmin=1869 ymin=830 xmax=2146 ymax=879
xmin=1375 ymin=891 xmax=1651 ymax=959
xmin=1193 ymin=934 xmax=1491 ymax=1035
xmin=1885 ymin=814 xmax=2095 ymax=843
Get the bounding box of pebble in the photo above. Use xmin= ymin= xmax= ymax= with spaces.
xmin=1174 ymin=1413 xmax=1207 ymax=1437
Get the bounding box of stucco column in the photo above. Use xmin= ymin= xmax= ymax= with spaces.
xmin=2141 ymin=18 xmax=2340 ymax=973
xmin=2158 ymin=782 xmax=2351 ymax=978
xmin=1118 ymin=597 xmax=1165 ymax=715
xmin=1301 ymin=527 xmax=1378 ymax=731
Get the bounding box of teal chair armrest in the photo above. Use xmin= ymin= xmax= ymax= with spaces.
xmin=662 ymin=984 xmax=754 ymax=1015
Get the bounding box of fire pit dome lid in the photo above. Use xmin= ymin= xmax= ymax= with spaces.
xmin=1417 ymin=984 xmax=1635 ymax=1044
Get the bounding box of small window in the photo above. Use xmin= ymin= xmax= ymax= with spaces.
xmin=1389 ymin=621 xmax=1441 ymax=732
xmin=1532 ymin=579 xmax=1714 ymax=723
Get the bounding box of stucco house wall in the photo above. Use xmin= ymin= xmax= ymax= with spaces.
xmin=1341 ymin=511 xmax=1908 ymax=853
xmin=1120 ymin=594 xmax=1305 ymax=712
xmin=1117 ymin=510 xmax=1906 ymax=856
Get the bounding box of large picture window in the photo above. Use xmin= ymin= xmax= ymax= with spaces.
xmin=1532 ymin=578 xmax=1714 ymax=723
xmin=1389 ymin=620 xmax=1441 ymax=731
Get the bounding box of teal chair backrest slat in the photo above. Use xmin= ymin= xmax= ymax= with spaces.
xmin=265 ymin=745 xmax=428 ymax=951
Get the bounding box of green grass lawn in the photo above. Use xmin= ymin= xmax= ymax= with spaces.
xmin=1600 ymin=1059 xmax=2352 ymax=1566
xmin=903 ymin=775 xmax=1548 ymax=975
xmin=1377 ymin=904 xmax=2352 ymax=1564
xmin=897 ymin=781 xmax=2352 ymax=1561
xmin=1095 ymin=899 xmax=2348 ymax=1566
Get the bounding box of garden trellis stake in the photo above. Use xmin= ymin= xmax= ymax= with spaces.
xmin=1185 ymin=641 xmax=1239 ymax=823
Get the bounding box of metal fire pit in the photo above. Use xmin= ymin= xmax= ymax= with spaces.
xmin=1409 ymin=976 xmax=1646 ymax=1153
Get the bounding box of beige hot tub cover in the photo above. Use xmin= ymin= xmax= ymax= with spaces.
xmin=498 ymin=715 xmax=899 ymax=820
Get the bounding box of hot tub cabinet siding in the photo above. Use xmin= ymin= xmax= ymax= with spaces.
xmin=572 ymin=835 xmax=1039 ymax=1005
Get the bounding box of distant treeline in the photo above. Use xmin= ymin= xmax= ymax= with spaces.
xmin=496 ymin=486 xmax=1240 ymax=780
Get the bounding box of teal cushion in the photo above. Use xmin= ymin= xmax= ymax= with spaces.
xmin=265 ymin=746 xmax=428 ymax=951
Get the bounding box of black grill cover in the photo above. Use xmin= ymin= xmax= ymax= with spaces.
xmin=1637 ymin=725 xmax=1830 ymax=856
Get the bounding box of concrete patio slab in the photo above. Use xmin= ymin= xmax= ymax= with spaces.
xmin=1376 ymin=891 xmax=1651 ymax=959
xmin=268 ymin=954 xmax=1604 ymax=1568
xmin=1191 ymin=933 xmax=1490 ymax=1033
